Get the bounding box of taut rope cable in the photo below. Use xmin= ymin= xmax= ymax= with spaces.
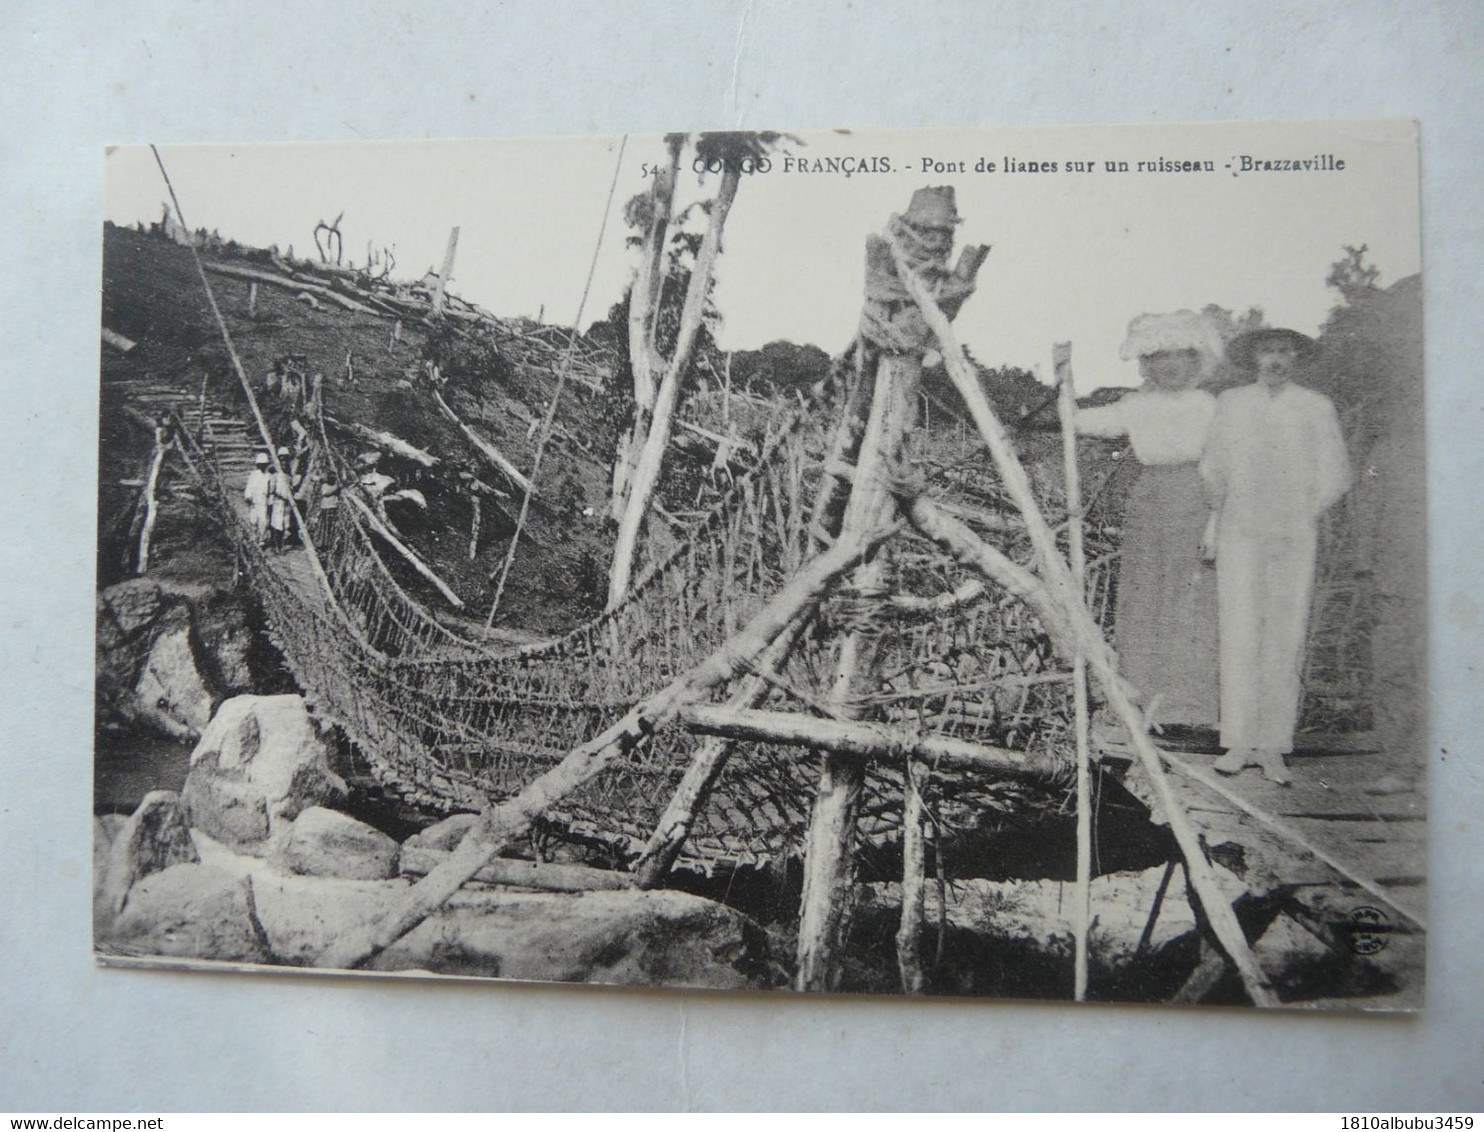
xmin=149 ymin=145 xmax=354 ymax=637
xmin=487 ymin=134 xmax=629 ymax=626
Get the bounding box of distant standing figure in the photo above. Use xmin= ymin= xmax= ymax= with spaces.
xmin=1201 ymin=328 xmax=1350 ymax=784
xmin=267 ymin=446 xmax=296 ymax=549
xmin=244 ymin=452 xmax=271 ymax=547
xmin=1076 ymin=310 xmax=1224 ymax=728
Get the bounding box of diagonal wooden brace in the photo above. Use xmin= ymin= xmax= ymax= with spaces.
xmin=314 ymin=523 xmax=897 ymax=972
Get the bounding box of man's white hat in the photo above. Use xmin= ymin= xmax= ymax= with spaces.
xmin=254 ymin=452 xmax=269 ymax=466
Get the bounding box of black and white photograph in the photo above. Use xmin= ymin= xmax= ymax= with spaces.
xmin=93 ymin=119 xmax=1425 ymax=1011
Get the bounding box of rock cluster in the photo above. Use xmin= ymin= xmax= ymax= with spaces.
xmin=97 ymin=580 xmax=268 ymax=741
xmin=95 ymin=693 xmax=776 ymax=990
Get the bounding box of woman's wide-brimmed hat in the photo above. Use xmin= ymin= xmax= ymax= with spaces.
xmin=1226 ymin=327 xmax=1320 ymax=370
xmin=1119 ymin=310 xmax=1225 ymax=382
xmin=901 ymin=186 xmax=962 ymax=230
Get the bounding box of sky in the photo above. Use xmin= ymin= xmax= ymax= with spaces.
xmin=105 ymin=120 xmax=1421 ymax=393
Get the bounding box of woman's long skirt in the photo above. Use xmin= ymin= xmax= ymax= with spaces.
xmin=1114 ymin=462 xmax=1219 ymax=726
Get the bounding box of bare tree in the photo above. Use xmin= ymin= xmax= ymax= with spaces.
xmin=606 ymin=132 xmax=792 ymax=611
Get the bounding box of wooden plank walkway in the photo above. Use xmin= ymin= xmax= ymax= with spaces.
xmin=1117 ymin=731 xmax=1427 ymax=1007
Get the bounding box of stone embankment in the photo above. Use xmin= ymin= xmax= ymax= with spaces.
xmin=95 ymin=693 xmax=776 ymax=990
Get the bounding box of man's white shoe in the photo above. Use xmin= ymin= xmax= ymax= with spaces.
xmin=1213 ymin=748 xmax=1252 ymax=776
xmin=1257 ymin=748 xmax=1292 ymax=786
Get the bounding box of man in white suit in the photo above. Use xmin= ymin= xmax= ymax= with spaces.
xmin=1200 ymin=328 xmax=1350 ymax=784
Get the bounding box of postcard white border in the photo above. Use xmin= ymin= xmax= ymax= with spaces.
xmin=4 ymin=0 xmax=1482 ymax=1112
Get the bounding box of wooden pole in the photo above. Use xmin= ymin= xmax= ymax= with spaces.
xmin=796 ymin=348 xmax=913 ymax=992
xmin=427 ymin=385 xmax=535 ymax=495
xmin=398 ymin=848 xmax=635 ymax=893
xmin=897 ymin=494 xmax=1278 ymax=1008
xmin=607 ymin=165 xmax=741 ymax=610
xmin=432 ymin=226 xmax=459 ymax=314
xmin=678 ymin=704 xmax=1060 ymax=778
xmin=886 ymin=237 xmax=1277 ymax=1005
xmin=467 ymin=494 xmax=481 ymax=561
xmin=247 ymin=281 xmax=257 ymax=319
xmin=1056 ymin=340 xmax=1094 ymax=1003
xmin=134 ymin=426 xmax=169 ymax=574
xmin=634 ymin=617 xmax=809 ymax=888
xmin=346 ymin=492 xmax=465 ymax=610
xmin=196 ymin=370 xmax=209 ymax=436
xmin=897 ymin=759 xmax=929 ymax=994
xmin=314 ymin=524 xmax=893 ymax=972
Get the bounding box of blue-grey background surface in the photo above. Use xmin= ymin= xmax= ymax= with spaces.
xmin=2 ymin=0 xmax=1480 ymax=1112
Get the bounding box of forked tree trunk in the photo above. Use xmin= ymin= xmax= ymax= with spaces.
xmin=612 ymin=137 xmax=683 ymax=518
xmin=607 ymin=165 xmax=741 ymax=611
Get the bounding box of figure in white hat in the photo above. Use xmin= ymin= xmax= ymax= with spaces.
xmin=244 ymin=452 xmax=272 ymax=548
xmin=267 ymin=446 xmax=296 ymax=550
xmin=1076 ymin=310 xmax=1225 ymax=728
xmin=1201 ymin=328 xmax=1350 ymax=783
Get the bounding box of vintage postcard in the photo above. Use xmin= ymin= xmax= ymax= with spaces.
xmin=95 ymin=119 xmax=1424 ymax=1010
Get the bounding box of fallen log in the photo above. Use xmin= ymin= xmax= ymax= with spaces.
xmin=313 ymin=523 xmax=894 ymax=972
xmin=399 ymin=847 xmax=634 ymax=893
xmin=325 ymin=416 xmax=440 ymax=468
xmin=121 ymin=404 xmax=160 ymax=433
xmin=427 ymin=386 xmax=534 ymax=495
xmin=102 ymin=327 xmax=137 ymax=353
xmin=203 ymin=261 xmax=379 ymax=316
xmin=346 ymin=491 xmax=464 ymax=609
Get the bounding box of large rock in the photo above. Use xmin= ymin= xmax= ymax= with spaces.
xmin=191 ymin=591 xmax=260 ymax=693
xmin=97 ymin=580 xmax=264 ymax=736
xmin=865 ymin=861 xmax=1246 ymax=970
xmin=98 ymin=791 xmax=200 ymax=919
xmin=93 ymin=816 xmax=120 ymax=935
xmin=181 ymin=695 xmax=347 ymax=851
xmin=250 ymin=872 xmax=408 ymax=966
xmin=97 ymin=581 xmax=184 ymax=732
xmin=374 ymin=888 xmax=776 ymax=989
xmin=132 ymin=624 xmax=217 ymax=740
xmin=1253 ymin=912 xmax=1332 ymax=981
xmin=104 ymin=863 xmax=270 ymax=964
xmin=272 ymin=806 xmax=399 ymax=880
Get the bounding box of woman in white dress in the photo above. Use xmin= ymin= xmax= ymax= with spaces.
xmin=1077 ymin=311 xmax=1224 ymax=728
